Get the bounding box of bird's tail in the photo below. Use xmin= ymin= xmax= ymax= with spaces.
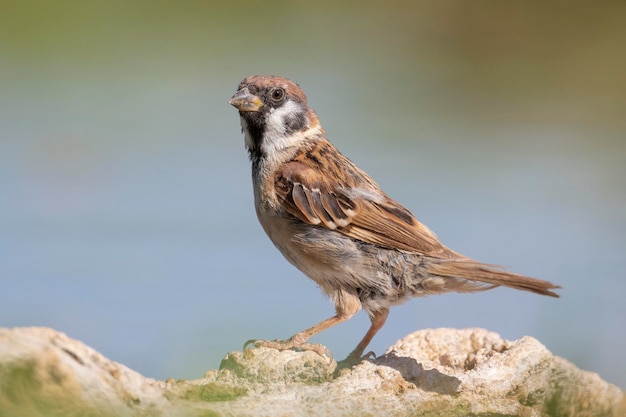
xmin=428 ymin=258 xmax=560 ymax=297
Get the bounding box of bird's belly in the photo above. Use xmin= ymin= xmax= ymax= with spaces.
xmin=262 ymin=218 xmax=365 ymax=291
xmin=257 ymin=211 xmax=432 ymax=311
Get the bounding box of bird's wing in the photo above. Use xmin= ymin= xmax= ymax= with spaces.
xmin=274 ymin=158 xmax=450 ymax=257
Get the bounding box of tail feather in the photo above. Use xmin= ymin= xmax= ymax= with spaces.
xmin=428 ymin=259 xmax=560 ymax=298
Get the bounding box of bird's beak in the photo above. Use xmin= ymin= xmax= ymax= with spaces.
xmin=228 ymin=87 xmax=263 ymax=112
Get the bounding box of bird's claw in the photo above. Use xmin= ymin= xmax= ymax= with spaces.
xmin=242 ymin=339 xmax=260 ymax=351
xmin=335 ymin=350 xmax=377 ymax=372
xmin=362 ymin=350 xmax=377 ymax=360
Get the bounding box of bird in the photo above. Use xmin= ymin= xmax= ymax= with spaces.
xmin=228 ymin=75 xmax=560 ymax=366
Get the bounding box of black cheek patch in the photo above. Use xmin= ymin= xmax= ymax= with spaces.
xmin=284 ymin=111 xmax=307 ymax=133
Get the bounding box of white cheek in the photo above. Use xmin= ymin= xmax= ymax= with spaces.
xmin=261 ymin=101 xmax=306 ymax=154
xmin=265 ymin=101 xmax=301 ymax=137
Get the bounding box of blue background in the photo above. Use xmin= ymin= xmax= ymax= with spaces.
xmin=1 ymin=1 xmax=624 ymax=388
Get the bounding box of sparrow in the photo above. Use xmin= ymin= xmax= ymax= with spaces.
xmin=228 ymin=75 xmax=560 ymax=366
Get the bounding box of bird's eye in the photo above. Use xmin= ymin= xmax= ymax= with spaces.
xmin=271 ymin=88 xmax=285 ymax=101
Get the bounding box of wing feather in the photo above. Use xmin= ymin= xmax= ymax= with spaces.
xmin=292 ymin=184 xmax=320 ymax=225
xmin=274 ymin=155 xmax=450 ymax=258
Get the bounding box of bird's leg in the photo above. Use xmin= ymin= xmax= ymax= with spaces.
xmin=338 ymin=308 xmax=389 ymax=368
xmin=245 ymin=291 xmax=361 ymax=357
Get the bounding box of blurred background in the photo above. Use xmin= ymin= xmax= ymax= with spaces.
xmin=1 ymin=1 xmax=624 ymax=388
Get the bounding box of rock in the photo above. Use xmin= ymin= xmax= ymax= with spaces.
xmin=0 ymin=327 xmax=169 ymax=417
xmin=218 ymin=345 xmax=336 ymax=384
xmin=0 ymin=327 xmax=623 ymax=417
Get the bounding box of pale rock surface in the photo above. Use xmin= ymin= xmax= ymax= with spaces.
xmin=0 ymin=327 xmax=623 ymax=417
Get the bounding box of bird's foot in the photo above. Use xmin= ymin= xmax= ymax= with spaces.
xmin=335 ymin=350 xmax=377 ymax=372
xmin=243 ymin=337 xmax=331 ymax=358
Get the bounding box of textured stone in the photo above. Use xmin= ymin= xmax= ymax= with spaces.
xmin=0 ymin=327 xmax=168 ymax=417
xmin=0 ymin=327 xmax=623 ymax=417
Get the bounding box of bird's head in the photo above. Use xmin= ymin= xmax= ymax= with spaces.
xmin=229 ymin=75 xmax=321 ymax=159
